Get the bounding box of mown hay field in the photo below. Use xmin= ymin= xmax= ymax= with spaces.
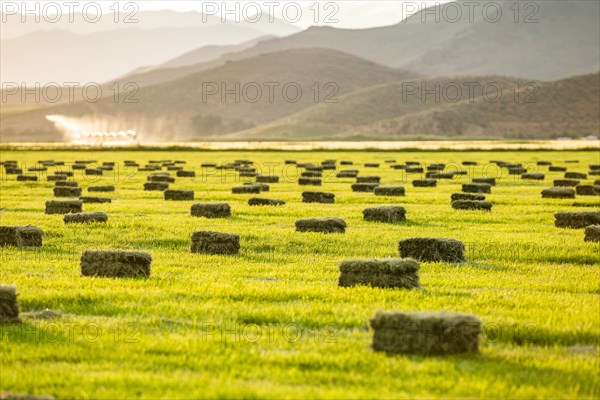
xmin=1 ymin=149 xmax=599 ymax=399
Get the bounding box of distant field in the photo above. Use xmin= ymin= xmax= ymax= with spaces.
xmin=1 ymin=150 xmax=599 ymax=399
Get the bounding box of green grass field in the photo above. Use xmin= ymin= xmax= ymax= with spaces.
xmin=1 ymin=149 xmax=599 ymax=399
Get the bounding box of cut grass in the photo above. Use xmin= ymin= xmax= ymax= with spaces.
xmin=0 ymin=149 xmax=599 ymax=399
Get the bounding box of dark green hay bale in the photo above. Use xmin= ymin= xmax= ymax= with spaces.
xmin=365 ymin=163 xmax=380 ymax=168
xmin=0 ymin=285 xmax=20 ymax=323
xmin=462 ymin=183 xmax=491 ymax=193
xmin=398 ymin=237 xmax=465 ymax=263
xmin=412 ymin=179 xmax=436 ymax=188
xmin=406 ymin=167 xmax=424 ymax=173
xmin=576 ymin=185 xmax=600 ymax=196
xmin=427 ymin=164 xmax=445 ymax=171
xmin=554 ymin=212 xmax=600 ymax=229
xmin=340 ymin=160 xmax=353 ymax=165
xmin=148 ymin=175 xmax=175 ymax=183
xmin=139 ymin=166 xmax=161 ymax=171
xmin=28 ymin=167 xmax=47 ymax=172
xmin=296 ymin=163 xmax=314 ymax=168
xmin=590 ymin=164 xmax=600 ymax=170
xmin=590 ymin=170 xmax=600 ymax=176
xmin=232 ymin=185 xmax=261 ymax=194
xmin=80 ymin=196 xmax=111 ymax=204
xmin=167 ymin=166 xmax=183 ymax=171
xmin=363 ymin=206 xmax=407 ymax=223
xmin=256 ymin=175 xmax=279 ymax=183
xmin=5 ymin=168 xmax=23 ymax=175
xmin=384 ymin=159 xmax=396 ymax=163
xmin=452 ymin=200 xmax=493 ymax=211
xmin=451 ymin=193 xmax=485 ymax=202
xmin=306 ymin=166 xmax=324 ymax=172
xmin=16 ymin=175 xmax=37 ymax=182
xmin=88 ymin=185 xmax=115 ymax=192
xmin=565 ymin=160 xmax=579 ymax=163
xmin=472 ymin=177 xmax=496 ymax=186
xmin=244 ymin=182 xmax=269 ymax=192
xmin=191 ymin=231 xmax=240 ymax=255
xmin=53 ymin=186 xmax=82 ymax=198
xmin=454 ymin=170 xmax=468 ymax=175
xmin=537 ymin=161 xmax=552 ymax=166
xmin=295 ymin=217 xmax=347 ymax=233
xmin=201 ymin=162 xmax=217 ymax=167
xmin=285 ymin=160 xmax=297 ymax=165
xmin=521 ymin=172 xmax=545 ymax=180
xmin=0 ymin=226 xmax=44 ymax=247
xmin=102 ymin=162 xmax=115 ymax=166
xmin=462 ymin=161 xmax=478 ymax=166
xmin=302 ymin=191 xmax=335 ymax=204
xmin=64 ymin=212 xmax=108 ymax=224
xmin=322 ymin=164 xmax=336 ymax=170
xmin=176 ymin=170 xmax=196 ymax=177
xmin=356 ymin=176 xmax=381 ymax=183
xmin=390 ymin=164 xmax=406 ymax=170
xmin=301 ymin=171 xmax=322 ymax=178
xmin=553 ymin=179 xmax=580 ymax=187
xmin=584 ymin=225 xmax=600 ymax=242
xmin=336 ymin=170 xmax=358 ymax=178
xmin=595 ymin=179 xmax=600 ymax=186
xmin=541 ymin=187 xmax=576 ymax=199
xmin=55 ymin=171 xmax=73 ymax=177
xmin=549 ymin=166 xmax=567 ymax=172
xmin=45 ymin=200 xmax=82 ymax=214
xmin=55 ymin=181 xmax=78 ymax=187
xmin=85 ymin=168 xmax=102 ymax=176
xmin=370 ymin=311 xmax=481 ymax=355
xmin=374 ymin=186 xmax=405 ymax=196
xmin=352 ymin=183 xmax=379 ymax=192
xmin=164 ymin=190 xmax=194 ymax=201
xmin=191 ymin=202 xmax=231 ymax=218
xmin=239 ymin=171 xmax=257 ymax=177
xmin=47 ymin=175 xmax=67 ymax=182
xmin=299 ymin=177 xmax=322 ymax=186
xmin=406 ymin=161 xmax=420 ymax=166
xmin=71 ymin=163 xmax=86 ymax=170
xmin=565 ymin=172 xmax=587 ymax=180
xmin=98 ymin=166 xmax=113 ymax=171
xmin=338 ymin=258 xmax=419 ymax=289
xmin=509 ymin=167 xmax=527 ymax=175
xmin=80 ymin=250 xmax=151 ymax=278
xmin=248 ymin=198 xmax=285 ymax=206
xmin=427 ymin=172 xmax=454 ymax=179
xmin=174 ymin=160 xmax=186 ymax=164
xmin=144 ymin=182 xmax=169 ymax=191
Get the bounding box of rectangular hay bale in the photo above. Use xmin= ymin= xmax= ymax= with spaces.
xmin=338 ymin=258 xmax=419 ymax=289
xmin=80 ymin=250 xmax=151 ymax=278
xmin=0 ymin=225 xmax=44 ymax=247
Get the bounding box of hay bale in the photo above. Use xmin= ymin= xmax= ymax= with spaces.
xmin=232 ymin=185 xmax=261 ymax=194
xmin=363 ymin=206 xmax=406 ymax=223
xmin=239 ymin=170 xmax=257 ymax=177
xmin=509 ymin=167 xmax=527 ymax=175
xmin=85 ymin=168 xmax=102 ymax=176
xmin=176 ymin=170 xmax=196 ymax=177
xmin=47 ymin=175 xmax=67 ymax=182
xmin=537 ymin=161 xmax=552 ymax=166
xmin=55 ymin=171 xmax=73 ymax=177
xmin=412 ymin=179 xmax=436 ymax=187
xmin=45 ymin=200 xmax=82 ymax=214
xmin=576 ymin=185 xmax=600 ymax=196
xmin=427 ymin=172 xmax=454 ymax=179
xmin=521 ymin=172 xmax=545 ymax=180
xmin=356 ymin=176 xmax=381 ymax=183
xmin=244 ymin=182 xmax=269 ymax=192
xmin=64 ymin=212 xmax=108 ymax=224
xmin=167 ymin=166 xmax=183 ymax=171
xmin=462 ymin=161 xmax=478 ymax=166
xmin=299 ymin=177 xmax=322 ymax=186
xmin=248 ymin=198 xmax=285 ymax=206
xmin=191 ymin=202 xmax=231 ymax=218
xmin=590 ymin=170 xmax=600 ymax=176
xmin=5 ymin=167 xmax=23 ymax=175
xmin=565 ymin=172 xmax=587 ymax=179
xmin=351 ymin=183 xmax=379 ymax=192
xmin=285 ymin=160 xmax=297 ymax=165
xmin=472 ymin=177 xmax=496 ymax=186
xmin=148 ymin=175 xmax=175 ymax=183
xmin=553 ymin=179 xmax=580 ymax=187
xmin=190 ymin=231 xmax=240 ymax=255
xmin=16 ymin=175 xmax=38 ymax=182
xmin=0 ymin=285 xmax=20 ymax=323
xmin=201 ymin=162 xmax=217 ymax=167
xmin=338 ymin=258 xmax=419 ymax=289
xmin=88 ymin=185 xmax=115 ymax=192
xmin=566 ymin=160 xmax=579 ymax=163
xmin=336 ymin=170 xmax=358 ymax=178
xmin=164 ymin=190 xmax=194 ymax=201
xmin=406 ymin=161 xmax=421 ymax=166
xmin=302 ymin=191 xmax=335 ymax=204
xmin=295 ymin=217 xmax=347 ymax=233
xmin=549 ymin=166 xmax=567 ymax=172
xmin=301 ymin=171 xmax=322 ymax=178
xmin=541 ymin=187 xmax=575 ymax=198
xmin=53 ymin=186 xmax=82 ymax=197
xmin=80 ymin=250 xmax=151 ymax=278
xmin=28 ymin=166 xmax=47 ymax=172
xmin=590 ymin=164 xmax=600 ymax=170
xmin=365 ymin=163 xmax=380 ymax=168
xmin=256 ymin=175 xmax=279 ymax=183
xmin=427 ymin=163 xmax=445 ymax=171
xmin=0 ymin=226 xmax=44 ymax=247
xmin=144 ymin=182 xmax=169 ymax=191
xmin=340 ymin=160 xmax=353 ymax=165
xmin=98 ymin=166 xmax=113 ymax=171
xmin=452 ymin=200 xmax=493 ymax=211
xmin=406 ymin=167 xmax=424 ymax=173
xmin=554 ymin=212 xmax=600 ymax=229
xmin=391 ymin=164 xmax=407 ymax=170
xmin=374 ymin=186 xmax=405 ymax=196
xmin=462 ymin=183 xmax=491 ymax=193
xmin=584 ymin=225 xmax=600 ymax=242
xmin=595 ymin=179 xmax=600 ymax=186
xmin=72 ymin=163 xmax=86 ymax=170
xmin=451 ymin=193 xmax=485 ymax=201
xmin=55 ymin=181 xmax=78 ymax=187
xmin=80 ymin=196 xmax=111 ymax=204
xmin=385 ymin=159 xmax=396 ymax=163
xmin=370 ymin=311 xmax=481 ymax=355
xmin=398 ymin=237 xmax=465 ymax=262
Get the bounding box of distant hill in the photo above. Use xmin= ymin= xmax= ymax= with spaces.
xmin=0 ymin=48 xmax=418 ymax=141
xmin=178 ymin=0 xmax=599 ymax=81
xmin=231 ymin=73 xmax=600 ymax=140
